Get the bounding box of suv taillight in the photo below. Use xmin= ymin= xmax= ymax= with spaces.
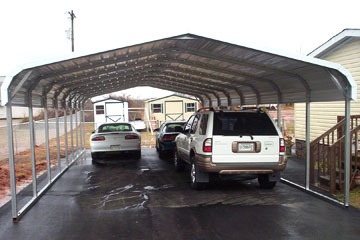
xmin=91 ymin=136 xmax=105 ymax=141
xmin=203 ymin=138 xmax=212 ymax=152
xmin=125 ymin=135 xmax=139 ymax=140
xmin=279 ymin=138 xmax=285 ymax=153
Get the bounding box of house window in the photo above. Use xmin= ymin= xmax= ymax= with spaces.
xmin=96 ymin=105 xmax=104 ymax=114
xmin=186 ymin=102 xmax=196 ymax=112
xmin=151 ymin=103 xmax=163 ymax=113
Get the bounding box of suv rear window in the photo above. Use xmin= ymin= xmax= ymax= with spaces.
xmin=212 ymin=112 xmax=278 ymax=136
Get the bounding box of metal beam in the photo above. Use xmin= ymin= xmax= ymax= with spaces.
xmin=50 ymin=58 xmax=278 ymax=103
xmin=69 ymin=100 xmax=74 ymax=160
xmin=305 ymin=101 xmax=310 ymax=190
xmin=277 ymin=104 xmax=282 ymax=129
xmin=78 ymin=78 xmax=213 ymax=101
xmin=10 ymin=70 xmax=33 ymax=100
xmin=235 ymin=88 xmax=245 ymax=106
xmin=176 ymin=47 xmax=310 ymax=95
xmin=28 ymin=92 xmax=37 ymax=197
xmin=42 ymin=96 xmax=51 ymax=183
xmin=63 ymin=100 xmax=69 ymax=165
xmin=344 ymin=96 xmax=350 ymax=207
xmin=85 ymin=81 xmax=209 ymax=104
xmin=60 ymin=67 xmax=234 ymax=98
xmin=54 ymin=98 xmax=61 ymax=172
xmin=6 ymin=100 xmax=17 ymax=219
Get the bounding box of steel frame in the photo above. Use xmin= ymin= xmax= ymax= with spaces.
xmin=3 ymin=34 xmax=354 ymax=222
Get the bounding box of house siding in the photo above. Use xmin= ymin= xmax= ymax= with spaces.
xmin=295 ymin=38 xmax=360 ymax=141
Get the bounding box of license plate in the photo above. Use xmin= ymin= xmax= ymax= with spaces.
xmin=110 ymin=145 xmax=121 ymax=150
xmin=238 ymin=143 xmax=255 ymax=152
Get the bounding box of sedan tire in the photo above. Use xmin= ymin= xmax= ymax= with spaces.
xmin=134 ymin=150 xmax=141 ymax=160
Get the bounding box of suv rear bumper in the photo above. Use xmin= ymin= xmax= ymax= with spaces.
xmin=195 ymin=153 xmax=287 ymax=174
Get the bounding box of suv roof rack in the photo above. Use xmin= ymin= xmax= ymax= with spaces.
xmin=197 ymin=107 xmax=215 ymax=113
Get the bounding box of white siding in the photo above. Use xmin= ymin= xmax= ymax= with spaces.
xmin=295 ymin=38 xmax=360 ymax=140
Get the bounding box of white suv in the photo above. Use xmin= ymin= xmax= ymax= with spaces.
xmin=174 ymin=108 xmax=287 ymax=190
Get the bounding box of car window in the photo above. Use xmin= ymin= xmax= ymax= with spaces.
xmin=98 ymin=124 xmax=132 ymax=132
xmin=184 ymin=115 xmax=195 ymax=133
xmin=164 ymin=123 xmax=185 ymax=133
xmin=190 ymin=114 xmax=200 ymax=134
xmin=213 ymin=112 xmax=278 ymax=136
xmin=199 ymin=114 xmax=209 ymax=135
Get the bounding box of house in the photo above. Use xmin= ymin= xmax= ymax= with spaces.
xmin=145 ymin=94 xmax=200 ymax=123
xmin=92 ymin=98 xmax=129 ymax=128
xmin=294 ymin=29 xmax=360 ymax=158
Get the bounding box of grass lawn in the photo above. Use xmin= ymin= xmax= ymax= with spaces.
xmin=335 ymin=186 xmax=360 ymax=209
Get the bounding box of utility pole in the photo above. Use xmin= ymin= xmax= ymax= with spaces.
xmin=67 ymin=10 xmax=76 ymax=52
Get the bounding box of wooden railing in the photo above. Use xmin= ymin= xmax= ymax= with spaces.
xmin=310 ymin=115 xmax=360 ymax=194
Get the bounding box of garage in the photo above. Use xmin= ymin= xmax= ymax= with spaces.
xmin=1 ymin=34 xmax=359 ymax=237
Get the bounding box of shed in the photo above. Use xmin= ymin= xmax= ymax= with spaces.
xmin=145 ymin=94 xmax=199 ymax=123
xmin=92 ymin=97 xmax=129 ymax=128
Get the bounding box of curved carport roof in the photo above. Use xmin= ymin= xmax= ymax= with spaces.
xmin=1 ymin=34 xmax=357 ymax=108
xmin=2 ymin=34 xmax=358 ymax=220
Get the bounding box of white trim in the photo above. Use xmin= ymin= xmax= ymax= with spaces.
xmin=308 ymin=29 xmax=360 ymax=57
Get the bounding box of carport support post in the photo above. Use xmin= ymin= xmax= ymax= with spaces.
xmin=63 ymin=102 xmax=69 ymax=165
xmin=75 ymin=104 xmax=79 ymax=155
xmin=79 ymin=104 xmax=83 ymax=151
xmin=277 ymin=104 xmax=281 ymax=130
xmin=305 ymin=101 xmax=310 ymax=190
xmin=28 ymin=93 xmax=37 ymax=197
xmin=70 ymin=101 xmax=74 ymax=159
xmin=6 ymin=102 xmax=17 ymax=218
xmin=344 ymin=96 xmax=351 ymax=207
xmin=82 ymin=102 xmax=86 ymax=150
xmin=54 ymin=99 xmax=61 ymax=171
xmin=43 ymin=97 xmax=51 ymax=183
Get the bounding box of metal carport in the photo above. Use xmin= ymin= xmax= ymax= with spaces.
xmin=1 ymin=34 xmax=357 ymax=220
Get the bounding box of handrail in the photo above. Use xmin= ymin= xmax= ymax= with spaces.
xmin=309 ymin=114 xmax=360 ymax=194
xmin=310 ymin=118 xmax=345 ymax=146
xmin=310 ymin=115 xmax=360 ymax=147
xmin=330 ymin=124 xmax=360 ymax=147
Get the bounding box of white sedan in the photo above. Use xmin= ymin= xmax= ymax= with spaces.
xmin=90 ymin=123 xmax=141 ymax=160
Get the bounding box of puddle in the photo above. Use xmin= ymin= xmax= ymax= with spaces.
xmin=79 ymin=180 xmax=175 ymax=210
xmin=144 ymin=184 xmax=174 ymax=191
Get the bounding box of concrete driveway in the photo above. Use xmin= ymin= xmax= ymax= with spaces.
xmin=0 ymin=148 xmax=360 ymax=240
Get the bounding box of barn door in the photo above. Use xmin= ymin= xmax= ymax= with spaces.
xmin=105 ymin=102 xmax=125 ymax=122
xmin=165 ymin=101 xmax=184 ymax=121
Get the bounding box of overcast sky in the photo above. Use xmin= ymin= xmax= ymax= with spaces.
xmin=1 ymin=0 xmax=359 ymax=98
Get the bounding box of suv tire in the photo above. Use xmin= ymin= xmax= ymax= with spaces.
xmin=190 ymin=157 xmax=208 ymax=190
xmin=173 ymin=149 xmax=185 ymax=172
xmin=258 ymin=174 xmax=277 ymax=189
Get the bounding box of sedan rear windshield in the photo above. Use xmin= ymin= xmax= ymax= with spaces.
xmin=164 ymin=123 xmax=185 ymax=133
xmin=213 ymin=112 xmax=278 ymax=136
xmin=98 ymin=124 xmax=132 ymax=133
